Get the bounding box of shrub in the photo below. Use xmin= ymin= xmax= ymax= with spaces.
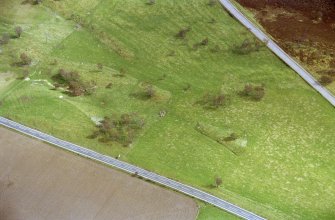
xmin=146 ymin=0 xmax=156 ymax=5
xmin=239 ymin=84 xmax=265 ymax=101
xmin=106 ymin=83 xmax=113 ymax=89
xmin=208 ymin=0 xmax=217 ymax=6
xmin=97 ymin=63 xmax=103 ymax=71
xmin=15 ymin=26 xmax=23 ymax=38
xmin=20 ymin=53 xmax=32 ymax=66
xmin=198 ymin=91 xmax=227 ymax=109
xmin=89 ymin=114 xmax=145 ymax=147
xmin=224 ymin=133 xmax=238 ymax=142
xmin=175 ymin=27 xmax=191 ymax=39
xmin=0 ymin=33 xmax=10 ymax=45
xmin=319 ymin=75 xmax=333 ymax=85
xmin=193 ymin=38 xmax=209 ymax=49
xmin=215 ymin=176 xmax=222 ymax=188
xmin=52 ymin=69 xmax=94 ymax=96
xmin=233 ymin=39 xmax=263 ymax=55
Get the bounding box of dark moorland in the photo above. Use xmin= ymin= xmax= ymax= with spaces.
xmin=236 ymin=0 xmax=335 ymax=91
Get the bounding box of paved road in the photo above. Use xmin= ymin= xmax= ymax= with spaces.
xmin=219 ymin=0 xmax=335 ymax=107
xmin=0 ymin=117 xmax=265 ymax=220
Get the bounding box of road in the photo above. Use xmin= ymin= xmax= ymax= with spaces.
xmin=218 ymin=0 xmax=335 ymax=107
xmin=0 ymin=117 xmax=265 ymax=220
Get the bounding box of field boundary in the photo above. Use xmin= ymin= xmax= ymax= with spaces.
xmin=218 ymin=0 xmax=335 ymax=107
xmin=0 ymin=116 xmax=265 ymax=220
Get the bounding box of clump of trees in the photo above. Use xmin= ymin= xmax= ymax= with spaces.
xmin=88 ymin=113 xmax=145 ymax=147
xmin=53 ymin=69 xmax=95 ymax=96
xmin=239 ymin=84 xmax=265 ymax=101
xmin=197 ymin=91 xmax=227 ymax=109
xmin=233 ymin=39 xmax=263 ymax=55
xmin=175 ymin=27 xmax=191 ymax=39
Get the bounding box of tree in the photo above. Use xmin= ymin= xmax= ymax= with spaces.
xmin=15 ymin=26 xmax=23 ymax=38
xmin=215 ymin=176 xmax=222 ymax=188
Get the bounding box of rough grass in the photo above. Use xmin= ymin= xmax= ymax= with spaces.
xmin=0 ymin=0 xmax=334 ymax=219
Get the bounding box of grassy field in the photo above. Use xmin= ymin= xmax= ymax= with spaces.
xmin=0 ymin=0 xmax=334 ymax=219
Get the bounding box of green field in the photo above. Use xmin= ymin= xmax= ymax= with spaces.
xmin=0 ymin=0 xmax=334 ymax=219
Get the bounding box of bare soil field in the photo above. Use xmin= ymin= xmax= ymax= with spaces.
xmin=236 ymin=0 xmax=335 ymax=91
xmin=0 ymin=126 xmax=198 ymax=220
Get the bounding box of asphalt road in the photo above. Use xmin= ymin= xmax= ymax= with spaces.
xmin=0 ymin=117 xmax=265 ymax=220
xmin=218 ymin=0 xmax=335 ymax=107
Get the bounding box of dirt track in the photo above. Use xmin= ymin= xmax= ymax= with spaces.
xmin=0 ymin=126 xmax=198 ymax=220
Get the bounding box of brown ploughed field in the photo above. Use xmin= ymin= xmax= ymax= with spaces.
xmin=0 ymin=126 xmax=198 ymax=220
xmin=236 ymin=0 xmax=335 ymax=92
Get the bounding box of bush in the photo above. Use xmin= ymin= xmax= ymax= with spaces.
xmin=198 ymin=91 xmax=227 ymax=109
xmin=146 ymin=0 xmax=155 ymax=5
xmin=89 ymin=114 xmax=145 ymax=147
xmin=319 ymin=75 xmax=333 ymax=85
xmin=208 ymin=0 xmax=217 ymax=6
xmin=0 ymin=33 xmax=10 ymax=45
xmin=20 ymin=53 xmax=32 ymax=66
xmin=193 ymin=38 xmax=209 ymax=49
xmin=52 ymin=69 xmax=95 ymax=96
xmin=15 ymin=26 xmax=23 ymax=38
xmin=175 ymin=27 xmax=191 ymax=39
xmin=233 ymin=39 xmax=263 ymax=55
xmin=239 ymin=84 xmax=265 ymax=101
xmin=132 ymin=83 xmax=157 ymax=100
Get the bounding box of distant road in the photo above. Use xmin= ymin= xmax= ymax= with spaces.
xmin=0 ymin=117 xmax=266 ymax=220
xmin=218 ymin=0 xmax=335 ymax=107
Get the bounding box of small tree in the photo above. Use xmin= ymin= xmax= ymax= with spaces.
xmin=215 ymin=176 xmax=222 ymax=188
xmin=15 ymin=26 xmax=23 ymax=38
